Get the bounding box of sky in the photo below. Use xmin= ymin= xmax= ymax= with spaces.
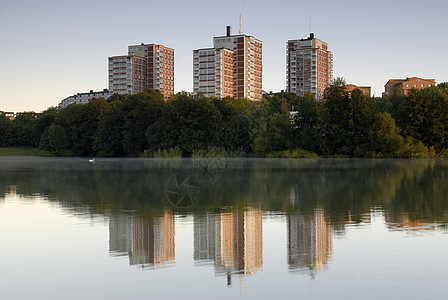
xmin=1 ymin=0 xmax=447 ymax=112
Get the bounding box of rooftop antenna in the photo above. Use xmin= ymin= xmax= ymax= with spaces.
xmin=309 ymin=15 xmax=312 ymax=34
xmin=239 ymin=14 xmax=242 ymax=34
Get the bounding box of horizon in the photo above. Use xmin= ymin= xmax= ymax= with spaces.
xmin=1 ymin=0 xmax=447 ymax=112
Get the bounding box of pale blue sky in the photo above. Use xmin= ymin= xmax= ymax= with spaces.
xmin=1 ymin=0 xmax=447 ymax=112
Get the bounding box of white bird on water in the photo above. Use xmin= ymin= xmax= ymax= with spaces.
xmin=89 ymin=158 xmax=95 ymax=164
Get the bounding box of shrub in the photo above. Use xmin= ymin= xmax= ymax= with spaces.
xmin=142 ymin=147 xmax=182 ymax=158
xmin=265 ymin=148 xmax=319 ymax=158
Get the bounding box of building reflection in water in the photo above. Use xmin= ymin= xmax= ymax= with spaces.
xmin=109 ymin=209 xmax=175 ymax=269
xmin=287 ymin=209 xmax=333 ymax=277
xmin=385 ymin=212 xmax=436 ymax=232
xmin=194 ymin=206 xmax=263 ymax=285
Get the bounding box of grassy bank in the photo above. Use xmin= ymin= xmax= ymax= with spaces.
xmin=0 ymin=147 xmax=47 ymax=157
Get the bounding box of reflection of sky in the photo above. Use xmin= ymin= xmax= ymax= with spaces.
xmin=1 ymin=196 xmax=448 ymax=299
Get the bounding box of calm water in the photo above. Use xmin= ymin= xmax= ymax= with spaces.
xmin=1 ymin=157 xmax=447 ymax=299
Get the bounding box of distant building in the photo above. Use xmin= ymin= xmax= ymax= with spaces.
xmin=194 ymin=26 xmax=263 ymax=101
xmin=345 ymin=84 xmax=371 ymax=97
xmin=383 ymin=77 xmax=435 ymax=97
xmin=109 ymin=43 xmax=174 ymax=100
xmin=59 ymin=89 xmax=113 ymax=109
xmin=287 ymin=33 xmax=333 ymax=100
xmin=2 ymin=111 xmax=16 ymax=120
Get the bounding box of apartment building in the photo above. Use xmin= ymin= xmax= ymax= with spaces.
xmin=108 ymin=55 xmax=146 ymax=95
xmin=383 ymin=77 xmax=435 ymax=97
xmin=194 ymin=26 xmax=263 ymax=101
xmin=59 ymin=89 xmax=114 ymax=108
xmin=345 ymin=84 xmax=371 ymax=97
xmin=193 ymin=48 xmax=234 ymax=98
xmin=287 ymin=33 xmax=333 ymax=100
xmin=109 ymin=43 xmax=174 ymax=100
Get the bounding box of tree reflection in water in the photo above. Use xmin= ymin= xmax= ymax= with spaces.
xmin=1 ymin=157 xmax=448 ymax=278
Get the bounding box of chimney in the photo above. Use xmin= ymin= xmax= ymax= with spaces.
xmin=310 ymin=33 xmax=314 ymax=39
xmin=226 ymin=25 xmax=231 ymax=37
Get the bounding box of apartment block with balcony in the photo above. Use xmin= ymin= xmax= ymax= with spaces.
xmin=287 ymin=33 xmax=333 ymax=100
xmin=193 ymin=26 xmax=262 ymax=101
xmin=213 ymin=26 xmax=263 ymax=101
xmin=128 ymin=44 xmax=175 ymax=100
xmin=108 ymin=55 xmax=146 ymax=95
xmin=383 ymin=77 xmax=435 ymax=97
xmin=109 ymin=43 xmax=174 ymax=100
xmin=193 ymin=48 xmax=234 ymax=98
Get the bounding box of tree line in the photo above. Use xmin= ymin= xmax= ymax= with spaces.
xmin=1 ymin=79 xmax=448 ymax=157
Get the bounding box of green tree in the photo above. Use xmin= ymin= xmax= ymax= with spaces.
xmin=121 ymin=90 xmax=165 ymax=156
xmin=368 ymin=112 xmax=404 ymax=156
xmin=391 ymin=86 xmax=448 ymax=150
xmin=147 ymin=92 xmax=222 ymax=156
xmin=251 ymin=95 xmax=294 ymax=154
xmin=293 ymin=91 xmax=322 ymax=153
xmin=93 ymin=108 xmax=125 ymax=157
xmin=57 ymin=104 xmax=97 ymax=156
xmin=321 ymin=83 xmax=375 ymax=156
xmin=33 ymin=107 xmax=59 ymax=147
xmin=0 ymin=114 xmax=12 ymax=146
xmin=10 ymin=112 xmax=37 ymax=146
xmin=39 ymin=123 xmax=69 ymax=155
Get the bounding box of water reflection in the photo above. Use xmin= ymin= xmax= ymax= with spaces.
xmin=109 ymin=210 xmax=175 ymax=269
xmin=287 ymin=210 xmax=333 ymax=276
xmin=385 ymin=212 xmax=436 ymax=232
xmin=194 ymin=206 xmax=263 ymax=285
xmin=1 ymin=157 xmax=448 ymax=281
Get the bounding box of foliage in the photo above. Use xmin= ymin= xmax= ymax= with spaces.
xmin=146 ymin=92 xmax=223 ymax=156
xmin=9 ymin=112 xmax=38 ymax=146
xmin=191 ymin=147 xmax=248 ymax=158
xmin=4 ymin=84 xmax=448 ymax=158
xmin=368 ymin=112 xmax=404 ymax=157
xmin=265 ymin=148 xmax=319 ymax=158
xmin=121 ymin=90 xmax=164 ymax=156
xmin=251 ymin=95 xmax=294 ymax=154
xmin=321 ymin=84 xmax=375 ymax=156
xmin=292 ymin=91 xmax=322 ymax=153
xmin=142 ymin=147 xmax=182 ymax=158
xmin=39 ymin=124 xmax=69 ymax=155
xmin=394 ymin=136 xmax=436 ymax=158
xmin=0 ymin=114 xmax=12 ymax=146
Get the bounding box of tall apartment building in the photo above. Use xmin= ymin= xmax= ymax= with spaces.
xmin=193 ymin=48 xmax=234 ymax=98
xmin=287 ymin=33 xmax=333 ymax=100
xmin=109 ymin=43 xmax=174 ymax=100
xmin=193 ymin=26 xmax=263 ymax=101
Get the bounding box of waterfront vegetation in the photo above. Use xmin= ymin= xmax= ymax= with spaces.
xmin=0 ymin=147 xmax=53 ymax=157
xmin=1 ymin=79 xmax=448 ymax=158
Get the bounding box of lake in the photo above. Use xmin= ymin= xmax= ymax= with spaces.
xmin=1 ymin=157 xmax=447 ymax=299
